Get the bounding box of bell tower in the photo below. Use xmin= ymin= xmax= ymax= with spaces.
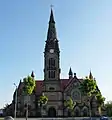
xmin=42 ymin=8 xmax=63 ymax=117
xmin=43 ymin=8 xmax=61 ymax=91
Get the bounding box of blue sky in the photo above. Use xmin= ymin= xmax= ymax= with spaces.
xmin=0 ymin=0 xmax=112 ymax=108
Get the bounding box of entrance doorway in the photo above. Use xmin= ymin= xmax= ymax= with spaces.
xmin=48 ymin=107 xmax=56 ymax=117
xmin=75 ymin=109 xmax=80 ymax=117
xmin=83 ymin=109 xmax=88 ymax=117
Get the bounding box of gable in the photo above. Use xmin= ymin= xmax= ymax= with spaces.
xmin=64 ymin=77 xmax=82 ymax=92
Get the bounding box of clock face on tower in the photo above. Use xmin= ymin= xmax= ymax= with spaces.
xmin=49 ymin=49 xmax=54 ymax=53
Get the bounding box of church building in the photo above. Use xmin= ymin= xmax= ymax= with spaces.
xmin=6 ymin=8 xmax=106 ymax=117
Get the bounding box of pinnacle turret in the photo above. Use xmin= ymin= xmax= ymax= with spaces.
xmin=89 ymin=70 xmax=93 ymax=79
xmin=68 ymin=67 xmax=73 ymax=78
xmin=31 ymin=71 xmax=35 ymax=78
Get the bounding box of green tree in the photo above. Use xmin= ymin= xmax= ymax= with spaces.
xmin=3 ymin=103 xmax=9 ymax=116
xmin=105 ymin=101 xmax=112 ymax=117
xmin=80 ymin=76 xmax=97 ymax=118
xmin=38 ymin=93 xmax=48 ymax=118
xmin=96 ymin=93 xmax=105 ymax=115
xmin=23 ymin=76 xmax=36 ymax=120
xmin=64 ymin=97 xmax=76 ymax=116
xmin=3 ymin=103 xmax=9 ymax=109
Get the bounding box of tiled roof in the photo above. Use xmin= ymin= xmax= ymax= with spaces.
xmin=17 ymin=79 xmax=70 ymax=95
xmin=61 ymin=79 xmax=69 ymax=90
xmin=34 ymin=79 xmax=69 ymax=94
xmin=17 ymin=77 xmax=85 ymax=96
xmin=35 ymin=80 xmax=43 ymax=94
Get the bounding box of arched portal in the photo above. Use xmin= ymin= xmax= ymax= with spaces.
xmin=83 ymin=109 xmax=88 ymax=117
xmin=68 ymin=110 xmax=71 ymax=117
xmin=82 ymin=107 xmax=88 ymax=117
xmin=48 ymin=107 xmax=56 ymax=117
xmin=75 ymin=109 xmax=80 ymax=116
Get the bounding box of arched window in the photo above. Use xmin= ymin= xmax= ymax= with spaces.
xmin=49 ymin=58 xmax=55 ymax=68
xmin=49 ymin=71 xmax=55 ymax=78
xmin=72 ymin=90 xmax=81 ymax=101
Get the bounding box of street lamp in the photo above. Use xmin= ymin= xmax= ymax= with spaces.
xmin=14 ymin=83 xmax=17 ymax=119
xmin=38 ymin=100 xmax=43 ymax=119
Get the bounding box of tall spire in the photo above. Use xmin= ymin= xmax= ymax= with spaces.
xmin=45 ymin=7 xmax=59 ymax=53
xmin=47 ymin=8 xmax=57 ymax=41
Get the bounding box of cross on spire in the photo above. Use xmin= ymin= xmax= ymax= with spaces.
xmin=50 ymin=4 xmax=54 ymax=9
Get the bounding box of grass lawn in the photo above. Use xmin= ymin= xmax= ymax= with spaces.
xmin=0 ymin=118 xmax=3 ymax=120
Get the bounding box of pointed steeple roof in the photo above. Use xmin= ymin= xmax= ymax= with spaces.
xmin=45 ymin=8 xmax=59 ymax=53
xmin=19 ymin=79 xmax=22 ymax=83
xmin=49 ymin=8 xmax=55 ymax=23
xmin=47 ymin=8 xmax=57 ymax=41
xmin=31 ymin=71 xmax=35 ymax=78
xmin=69 ymin=67 xmax=73 ymax=76
xmin=89 ymin=70 xmax=93 ymax=79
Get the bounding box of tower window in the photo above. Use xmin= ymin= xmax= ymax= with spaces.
xmin=49 ymin=71 xmax=55 ymax=78
xmin=49 ymin=87 xmax=55 ymax=90
xmin=49 ymin=58 xmax=55 ymax=68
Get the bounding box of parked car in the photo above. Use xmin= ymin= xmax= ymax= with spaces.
xmin=4 ymin=116 xmax=14 ymax=120
xmin=100 ymin=116 xmax=109 ymax=120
